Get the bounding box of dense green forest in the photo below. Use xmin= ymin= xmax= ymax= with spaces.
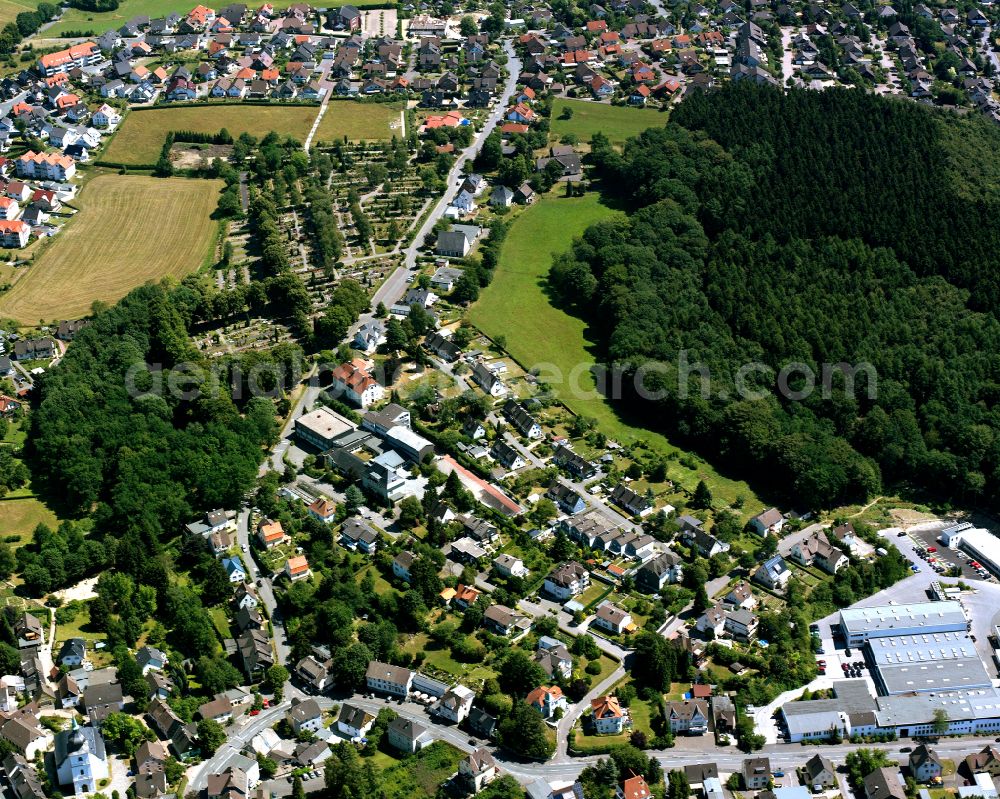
xmin=26 ymin=282 xmax=281 ymax=572
xmin=550 ymin=85 xmax=1000 ymax=509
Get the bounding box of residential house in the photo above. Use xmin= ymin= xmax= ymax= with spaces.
xmin=16 ymin=614 xmax=43 ymax=649
xmin=552 ymin=444 xmax=596 ymax=479
xmin=295 ymin=654 xmax=331 ymax=693
xmin=433 ymin=684 xmax=475 ymax=723
xmin=743 ymin=757 xmax=772 ymax=791
xmin=610 ymin=484 xmax=652 ymax=517
xmin=145 ymin=671 xmax=173 ymax=701
xmin=393 ymin=551 xmax=416 ymax=582
xmin=666 ymin=700 xmax=709 ymax=735
xmin=452 ymin=584 xmax=480 ymax=611
xmin=526 ymin=685 xmax=567 ymax=719
xmin=546 ymin=482 xmax=586 ymax=515
xmin=694 ymin=530 xmax=729 ymax=558
xmin=535 ymin=637 xmax=572 ymax=680
xmin=753 ymin=556 xmax=791 ymax=591
xmin=365 ymin=661 xmax=412 ymax=697
xmin=723 ymin=581 xmax=757 ymax=610
xmin=617 ymin=774 xmax=651 ymax=799
xmin=749 ymin=507 xmax=785 ymax=536
xmin=544 ymin=561 xmax=590 ymax=600
xmin=790 ymin=530 xmax=848 ymax=574
xmin=503 ymin=399 xmax=542 ymax=438
xmin=636 ymin=551 xmax=683 ymax=592
xmin=965 ymin=746 xmax=1000 ymax=777
xmin=803 ymin=754 xmax=837 ymax=791
xmin=696 ymin=605 xmax=727 ymax=637
xmin=288 ymin=698 xmax=323 ymax=735
xmin=0 ymin=717 xmax=50 ymax=760
xmin=467 ymin=708 xmax=497 ymax=740
xmin=909 ymin=745 xmax=942 ymax=783
xmin=307 ymin=497 xmax=336 ymax=524
xmin=222 ymin=556 xmax=247 ymax=583
xmin=336 ymin=704 xmax=375 ymax=739
xmin=493 ymin=553 xmax=528 ymax=579
xmin=482 ymin=604 xmax=529 ymax=636
xmin=436 ymin=226 xmax=478 ymax=257
xmin=0 ymin=221 xmax=30 ymax=249
xmin=83 ymin=682 xmax=124 ymax=724
xmin=386 ymin=717 xmax=432 ymax=754
xmin=341 ymin=518 xmax=380 ymax=553
xmin=136 ymin=646 xmax=168 ymax=674
xmin=458 ymin=748 xmax=497 ymax=793
xmin=710 ymin=696 xmax=736 ymax=735
xmin=593 ymin=602 xmax=634 ymax=635
xmin=330 ymin=358 xmax=384 ymax=408
xmin=284 ymin=555 xmax=310 ymax=582
xmin=591 ymin=695 xmax=625 ymax=734
xmin=491 ymin=440 xmax=525 ymax=470
xmin=237 ymin=629 xmax=273 ymax=678
xmin=233 ymin=583 xmax=259 ymax=610
xmin=724 ymin=608 xmax=758 ymax=640
xmin=198 ymin=697 xmax=233 ymax=724
xmin=864 ymin=767 xmax=907 ymax=799
xmin=471 ymin=362 xmax=507 ymax=397
xmin=353 ymin=320 xmax=386 ymax=354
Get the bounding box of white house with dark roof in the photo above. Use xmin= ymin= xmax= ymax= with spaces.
xmin=593 ymin=601 xmax=634 ymax=635
xmin=696 ymin=605 xmax=727 ymax=637
xmin=386 ymin=717 xmax=432 ymax=754
xmin=753 ymin=555 xmax=791 ymax=591
xmin=750 ymin=507 xmax=785 ymax=536
xmin=366 ymin=662 xmax=412 ymax=697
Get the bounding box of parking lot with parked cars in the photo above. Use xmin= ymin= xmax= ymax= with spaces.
xmin=904 ymin=528 xmax=991 ymax=581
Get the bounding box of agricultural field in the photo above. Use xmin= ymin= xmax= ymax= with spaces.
xmin=0 ymin=0 xmax=37 ymax=27
xmin=469 ymin=192 xmax=760 ymax=510
xmin=313 ymin=101 xmax=404 ymax=144
xmin=550 ymin=99 xmax=667 ymax=146
xmin=0 ymin=174 xmax=222 ymax=323
xmin=102 ymin=105 xmax=319 ymax=165
xmin=39 ymin=0 xmax=386 ymax=37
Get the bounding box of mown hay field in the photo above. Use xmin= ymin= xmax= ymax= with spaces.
xmin=313 ymin=100 xmax=404 ymax=143
xmin=0 ymin=174 xmax=221 ymax=323
xmin=102 ymin=105 xmax=319 ymax=165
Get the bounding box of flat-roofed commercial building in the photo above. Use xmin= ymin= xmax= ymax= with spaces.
xmin=868 ymin=631 xmax=993 ymax=695
xmin=780 ymin=680 xmax=1000 ymax=742
xmin=839 ymin=601 xmax=967 ymax=647
xmin=294 ymin=406 xmax=356 ymax=450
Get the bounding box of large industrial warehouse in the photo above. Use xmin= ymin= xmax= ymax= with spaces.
xmin=838 ymin=600 xmax=969 ymax=647
xmin=781 ymin=600 xmax=999 ymax=741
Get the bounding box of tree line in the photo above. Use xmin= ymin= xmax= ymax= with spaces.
xmin=549 ymin=84 xmax=1000 ymax=510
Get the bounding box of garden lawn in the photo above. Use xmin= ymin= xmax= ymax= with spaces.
xmin=573 ymin=698 xmax=654 ymax=751
xmin=102 ymin=105 xmax=319 ymax=165
xmin=469 ymin=193 xmax=760 ymax=511
xmin=587 ymin=653 xmax=620 ymax=685
xmin=209 ymin=606 xmax=231 ymax=639
xmin=550 ymin=99 xmax=667 ymax=146
xmin=313 ymin=100 xmax=404 ymax=144
xmin=401 ymin=632 xmax=497 ymax=686
xmin=54 ymin=601 xmax=113 ymax=666
xmin=0 ymin=175 xmax=222 ymax=323
xmin=0 ymin=490 xmax=58 ymax=544
xmin=380 ymin=741 xmax=464 ymax=799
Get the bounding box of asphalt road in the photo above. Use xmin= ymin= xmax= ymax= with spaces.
xmin=346 ymin=40 xmax=523 ymax=345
